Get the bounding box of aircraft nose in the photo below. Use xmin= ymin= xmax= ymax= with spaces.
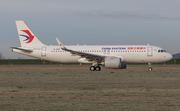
xmin=166 ymin=53 xmax=173 ymax=61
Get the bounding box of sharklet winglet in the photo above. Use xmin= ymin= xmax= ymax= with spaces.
xmin=56 ymin=38 xmax=66 ymax=50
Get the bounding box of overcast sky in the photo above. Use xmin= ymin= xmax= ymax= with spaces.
xmin=0 ymin=0 xmax=180 ymax=59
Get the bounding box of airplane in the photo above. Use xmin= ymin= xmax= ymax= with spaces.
xmin=11 ymin=21 xmax=173 ymax=71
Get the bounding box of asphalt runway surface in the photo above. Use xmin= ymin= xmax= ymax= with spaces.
xmin=0 ymin=65 xmax=180 ymax=111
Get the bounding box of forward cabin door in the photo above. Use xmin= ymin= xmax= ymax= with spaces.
xmin=147 ymin=47 xmax=153 ymax=56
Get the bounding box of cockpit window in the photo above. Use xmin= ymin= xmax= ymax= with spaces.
xmin=158 ymin=50 xmax=166 ymax=53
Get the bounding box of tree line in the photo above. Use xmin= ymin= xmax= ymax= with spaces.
xmin=0 ymin=52 xmax=5 ymax=59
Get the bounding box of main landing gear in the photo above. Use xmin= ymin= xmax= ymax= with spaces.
xmin=90 ymin=66 xmax=101 ymax=71
xmin=148 ymin=63 xmax=153 ymax=71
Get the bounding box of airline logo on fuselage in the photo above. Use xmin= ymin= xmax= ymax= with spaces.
xmin=20 ymin=30 xmax=34 ymax=43
xmin=102 ymin=47 xmax=146 ymax=50
xmin=127 ymin=47 xmax=146 ymax=50
xmin=102 ymin=47 xmax=126 ymax=50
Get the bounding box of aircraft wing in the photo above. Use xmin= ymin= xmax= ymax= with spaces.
xmin=56 ymin=38 xmax=105 ymax=62
xmin=10 ymin=47 xmax=33 ymax=52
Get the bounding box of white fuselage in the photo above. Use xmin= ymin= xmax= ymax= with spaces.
xmin=13 ymin=45 xmax=172 ymax=63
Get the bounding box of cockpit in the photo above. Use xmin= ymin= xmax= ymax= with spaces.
xmin=158 ymin=50 xmax=166 ymax=53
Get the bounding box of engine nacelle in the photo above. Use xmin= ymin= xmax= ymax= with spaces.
xmin=105 ymin=57 xmax=126 ymax=69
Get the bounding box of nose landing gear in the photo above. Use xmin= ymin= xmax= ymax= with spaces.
xmin=148 ymin=63 xmax=153 ymax=71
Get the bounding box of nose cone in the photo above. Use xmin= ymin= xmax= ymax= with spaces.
xmin=166 ymin=53 xmax=173 ymax=61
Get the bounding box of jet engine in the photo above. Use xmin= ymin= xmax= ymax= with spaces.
xmin=105 ymin=57 xmax=126 ymax=69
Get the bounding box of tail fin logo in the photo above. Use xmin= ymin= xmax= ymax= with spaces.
xmin=20 ymin=30 xmax=34 ymax=43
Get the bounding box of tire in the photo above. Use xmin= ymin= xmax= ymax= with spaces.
xmin=95 ymin=66 xmax=101 ymax=71
xmin=148 ymin=67 xmax=153 ymax=71
xmin=90 ymin=66 xmax=96 ymax=71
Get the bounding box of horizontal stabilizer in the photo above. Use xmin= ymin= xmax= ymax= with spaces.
xmin=10 ymin=47 xmax=33 ymax=52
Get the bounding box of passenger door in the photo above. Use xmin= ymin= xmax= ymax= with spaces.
xmin=147 ymin=47 xmax=153 ymax=56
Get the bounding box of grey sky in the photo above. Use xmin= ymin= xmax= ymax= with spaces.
xmin=0 ymin=0 xmax=180 ymax=59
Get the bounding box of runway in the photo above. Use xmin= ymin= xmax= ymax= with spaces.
xmin=0 ymin=65 xmax=180 ymax=110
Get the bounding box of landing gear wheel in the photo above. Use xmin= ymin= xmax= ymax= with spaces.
xmin=90 ymin=66 xmax=96 ymax=71
xmin=95 ymin=66 xmax=101 ymax=71
xmin=148 ymin=67 xmax=153 ymax=71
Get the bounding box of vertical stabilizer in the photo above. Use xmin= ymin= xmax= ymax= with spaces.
xmin=16 ymin=21 xmax=45 ymax=47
